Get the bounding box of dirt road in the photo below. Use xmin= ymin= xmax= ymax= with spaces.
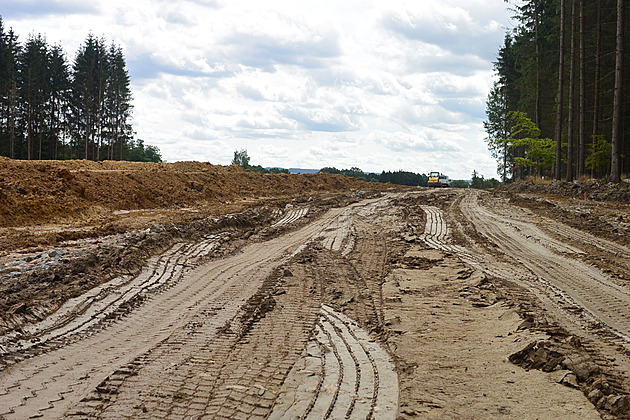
xmin=1 ymin=188 xmax=629 ymax=418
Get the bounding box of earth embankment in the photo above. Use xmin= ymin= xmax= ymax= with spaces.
xmin=0 ymin=158 xmax=380 ymax=227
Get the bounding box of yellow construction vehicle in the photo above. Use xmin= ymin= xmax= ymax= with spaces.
xmin=428 ymin=171 xmax=450 ymax=187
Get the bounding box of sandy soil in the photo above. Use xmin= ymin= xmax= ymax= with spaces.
xmin=1 ymin=160 xmax=630 ymax=419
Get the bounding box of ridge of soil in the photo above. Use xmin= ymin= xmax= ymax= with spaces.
xmin=0 ymin=157 xmax=387 ymax=227
xmin=499 ymin=178 xmax=630 ymax=204
xmin=0 ymin=157 xmax=393 ymax=342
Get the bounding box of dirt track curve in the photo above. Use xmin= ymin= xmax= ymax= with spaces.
xmin=421 ymin=191 xmax=630 ymax=343
xmin=0 ymin=197 xmax=399 ymax=419
xmin=2 ymin=188 xmax=630 ymax=418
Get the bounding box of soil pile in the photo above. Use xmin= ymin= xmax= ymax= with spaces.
xmin=0 ymin=158 xmax=382 ymax=227
xmin=500 ymin=178 xmax=630 ymax=203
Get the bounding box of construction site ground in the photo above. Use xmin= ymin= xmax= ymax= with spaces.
xmin=1 ymin=159 xmax=630 ymax=419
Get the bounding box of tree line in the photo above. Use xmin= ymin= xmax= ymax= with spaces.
xmin=320 ymin=167 xmax=500 ymax=189
xmin=0 ymin=16 xmax=161 ymax=162
xmin=232 ymin=150 xmax=502 ymax=189
xmin=485 ymin=0 xmax=628 ymax=182
xmin=319 ymin=167 xmax=430 ymax=186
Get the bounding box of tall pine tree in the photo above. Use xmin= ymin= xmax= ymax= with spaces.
xmin=487 ymin=0 xmax=629 ymax=181
xmin=0 ymin=17 xmax=20 ymax=158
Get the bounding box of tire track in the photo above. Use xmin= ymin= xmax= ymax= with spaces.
xmin=75 ymin=259 xmax=322 ymax=419
xmin=271 ymin=207 xmax=309 ymax=229
xmin=1 ymin=237 xmax=219 ymax=360
xmin=461 ymin=191 xmax=630 ymax=346
xmin=269 ymin=305 xmax=398 ymax=420
xmin=0 ymin=206 xmax=349 ymax=419
xmin=0 ymin=198 xmax=401 ymax=419
xmin=418 ymin=201 xmax=608 ymax=338
xmin=418 ymin=192 xmax=630 ymax=355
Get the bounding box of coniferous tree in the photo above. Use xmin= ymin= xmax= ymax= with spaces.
xmin=511 ymin=0 xmax=558 ymax=133
xmin=591 ymin=1 xmax=602 ymax=178
xmin=484 ymin=35 xmax=519 ymax=180
xmin=47 ymin=44 xmax=70 ymax=159
xmin=486 ymin=0 xmax=629 ymax=181
xmin=554 ymin=0 xmax=566 ymax=180
xmin=18 ymin=34 xmax=50 ymax=160
xmin=70 ymin=34 xmax=107 ymax=160
xmin=566 ymin=0 xmax=577 ymax=181
xmin=610 ymin=0 xmax=623 ymax=183
xmin=485 ymin=83 xmax=513 ymax=181
xmin=577 ymin=0 xmax=585 ymax=177
xmin=0 ymin=17 xmax=20 ymax=158
xmin=105 ymin=43 xmax=133 ymax=160
xmin=0 ymin=19 xmax=158 ymax=163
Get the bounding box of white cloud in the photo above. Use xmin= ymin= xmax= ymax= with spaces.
xmin=2 ymin=0 xmax=514 ymax=179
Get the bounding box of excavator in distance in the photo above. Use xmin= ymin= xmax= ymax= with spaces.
xmin=428 ymin=171 xmax=450 ymax=187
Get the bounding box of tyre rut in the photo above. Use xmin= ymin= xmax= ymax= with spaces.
xmin=0 ymin=196 xmax=400 ymax=419
xmin=461 ymin=191 xmax=630 ymax=348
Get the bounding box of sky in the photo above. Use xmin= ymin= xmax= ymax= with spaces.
xmin=2 ymin=0 xmax=516 ymax=179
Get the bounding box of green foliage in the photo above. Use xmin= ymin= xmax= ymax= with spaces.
xmin=0 ymin=17 xmax=20 ymax=159
xmin=247 ymin=165 xmax=289 ymax=174
xmin=0 ymin=20 xmax=155 ymax=162
xmin=503 ymin=111 xmax=554 ymax=174
xmin=488 ymin=0 xmax=630 ymax=179
xmin=470 ymin=170 xmax=484 ymax=189
xmin=484 ymin=34 xmax=524 ymax=181
xmin=231 ymin=149 xmax=289 ymax=174
xmin=320 ymin=167 xmax=428 ymax=186
xmin=508 ymin=110 xmax=540 ymax=138
xmin=379 ymin=170 xmax=427 ymax=186
xmin=231 ymin=149 xmax=250 ymax=169
xmin=321 ymin=166 xmax=377 ymax=181
xmin=267 ymin=167 xmax=290 ymax=174
xmin=127 ymin=139 xmax=162 ymax=162
xmin=450 ymin=179 xmax=470 ymax=188
xmin=470 ymin=170 xmax=500 ymax=189
xmin=484 ymin=82 xmax=514 ymax=181
xmin=585 ymin=135 xmax=611 ymax=174
xmin=320 ymin=167 xmax=371 ymax=181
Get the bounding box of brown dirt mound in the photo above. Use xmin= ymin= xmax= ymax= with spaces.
xmin=499 ymin=178 xmax=630 ymax=203
xmin=0 ymin=157 xmax=382 ymax=227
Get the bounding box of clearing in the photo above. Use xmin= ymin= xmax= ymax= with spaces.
xmin=1 ymin=159 xmax=629 ymax=419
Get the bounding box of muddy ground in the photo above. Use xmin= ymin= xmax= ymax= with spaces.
xmin=1 ymin=160 xmax=630 ymax=419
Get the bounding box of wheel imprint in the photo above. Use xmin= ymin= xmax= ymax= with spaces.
xmin=0 ymin=197 xmax=400 ymax=419
xmin=269 ymin=305 xmax=398 ymax=420
xmin=419 ymin=196 xmax=630 ymax=353
xmin=271 ymin=207 xmax=309 ymax=229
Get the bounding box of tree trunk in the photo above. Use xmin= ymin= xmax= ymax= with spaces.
xmin=85 ymin=108 xmax=90 ymax=160
xmin=535 ymin=10 xmax=541 ymax=128
xmin=610 ymin=0 xmax=623 ymax=183
xmin=566 ymin=0 xmax=577 ymax=182
xmin=97 ymin=81 xmax=103 ymax=161
xmin=554 ymin=0 xmax=566 ymax=180
xmin=38 ymin=129 xmax=42 ymax=160
xmin=577 ymin=0 xmax=585 ymax=178
xmin=27 ymin=106 xmax=32 ymax=160
xmin=591 ymin=0 xmax=602 ymax=178
xmin=9 ymin=82 xmax=16 ymax=159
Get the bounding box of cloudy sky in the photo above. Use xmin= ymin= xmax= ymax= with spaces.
xmin=2 ymin=0 xmax=515 ymax=179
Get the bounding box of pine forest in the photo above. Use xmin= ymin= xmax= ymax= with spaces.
xmin=0 ymin=16 xmax=160 ymax=162
xmin=486 ymin=0 xmax=629 ymax=182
